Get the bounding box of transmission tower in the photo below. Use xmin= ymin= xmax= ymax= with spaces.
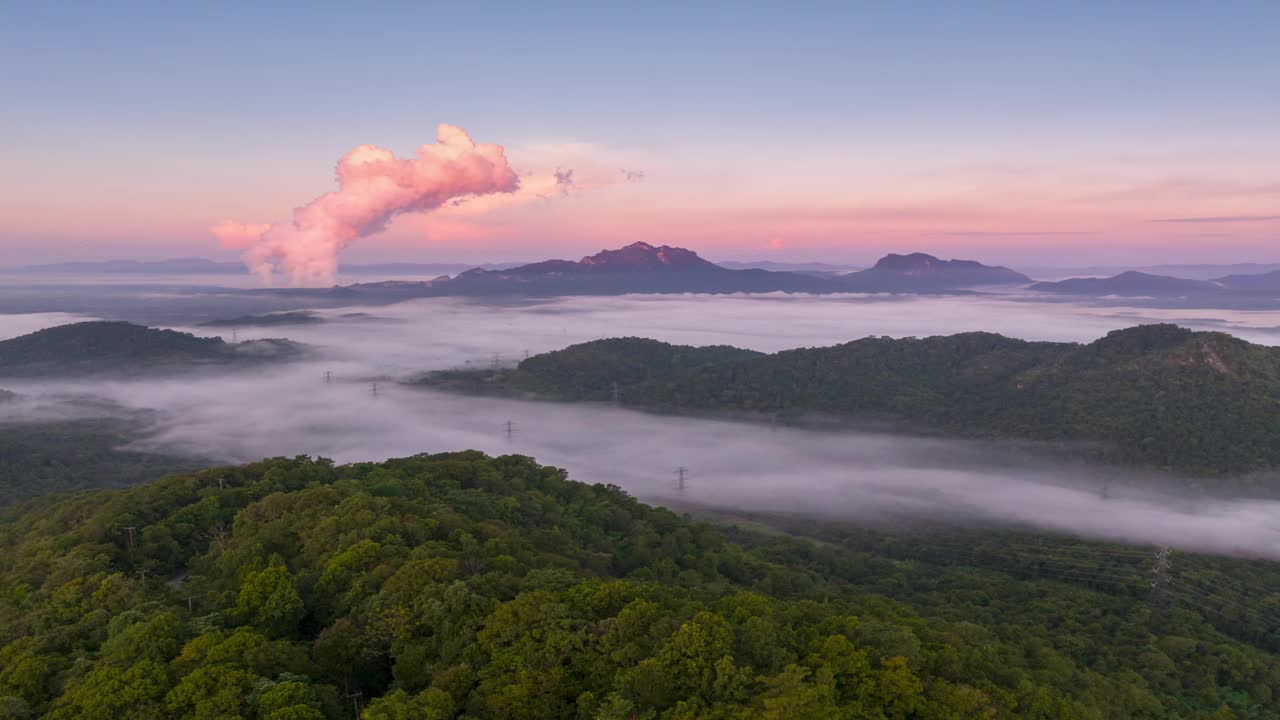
xmin=675 ymin=466 xmax=688 ymax=491
xmin=504 ymin=420 xmax=515 ymax=440
xmin=370 ymin=382 xmax=378 ymax=397
xmin=611 ymin=381 xmax=621 ymax=405
xmin=1151 ymin=546 xmax=1173 ymax=608
xmin=325 ymin=370 xmax=332 ymax=384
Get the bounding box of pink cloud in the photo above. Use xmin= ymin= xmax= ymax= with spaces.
xmin=211 ymin=220 xmax=271 ymax=250
xmin=394 ymin=144 xmax=646 ymax=246
xmin=213 ymin=124 xmax=519 ymax=286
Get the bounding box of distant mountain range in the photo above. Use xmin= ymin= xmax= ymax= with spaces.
xmin=1215 ymin=270 xmax=1280 ymax=294
xmin=423 ymin=324 xmax=1280 ymax=474
xmin=331 ymin=242 xmax=1030 ymax=299
xmin=0 ymin=321 xmax=304 ymax=377
xmin=0 ymin=254 xmax=887 ymax=278
xmin=16 ymin=246 xmax=1275 ymax=305
xmin=1020 ymin=263 xmax=1280 ymax=281
xmin=5 ymin=244 xmax=1031 ymax=298
xmin=11 ymin=253 xmax=1279 ymax=301
xmin=1029 ymin=272 xmax=1220 ymax=296
xmin=1032 ymin=270 xmax=1280 ymax=298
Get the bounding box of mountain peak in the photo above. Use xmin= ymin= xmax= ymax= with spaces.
xmin=872 ymin=252 xmax=944 ymax=272
xmin=1092 ymin=323 xmax=1196 ymax=352
xmin=847 ymin=252 xmax=1029 ymax=288
xmin=577 ymin=242 xmax=722 ymax=271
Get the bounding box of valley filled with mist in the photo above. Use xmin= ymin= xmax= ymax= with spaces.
xmin=6 ymin=272 xmax=1280 ymax=719
xmin=6 ymin=286 xmax=1280 ymax=555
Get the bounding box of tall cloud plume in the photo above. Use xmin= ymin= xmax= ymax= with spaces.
xmin=213 ymin=124 xmax=519 ymax=286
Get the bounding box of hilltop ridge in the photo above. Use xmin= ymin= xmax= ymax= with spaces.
xmin=428 ymin=324 xmax=1280 ymax=473
xmin=339 ymin=244 xmax=1031 ymax=298
xmin=0 ymin=321 xmax=304 ymax=377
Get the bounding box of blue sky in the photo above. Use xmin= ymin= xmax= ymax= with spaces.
xmin=2 ymin=1 xmax=1278 ymax=265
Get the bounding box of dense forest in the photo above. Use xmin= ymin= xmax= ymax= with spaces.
xmin=445 ymin=325 xmax=1280 ymax=475
xmin=0 ymin=417 xmax=207 ymax=504
xmin=0 ymin=322 xmax=302 ymax=377
xmin=1 ymin=452 xmax=1279 ymax=719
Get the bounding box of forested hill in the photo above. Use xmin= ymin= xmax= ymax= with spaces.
xmin=0 ymin=321 xmax=303 ymax=377
xmin=2 ymin=452 xmax=1279 ymax=718
xmin=498 ymin=337 xmax=764 ymax=401
xmin=0 ymin=417 xmax=210 ymax=504
xmin=483 ymin=324 xmax=1280 ymax=474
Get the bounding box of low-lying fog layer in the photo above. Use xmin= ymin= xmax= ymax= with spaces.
xmin=5 ymin=292 xmax=1280 ymax=560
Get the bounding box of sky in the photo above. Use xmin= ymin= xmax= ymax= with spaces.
xmin=2 ymin=1 xmax=1279 ymax=269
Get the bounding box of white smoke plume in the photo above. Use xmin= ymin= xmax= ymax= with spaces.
xmin=213 ymin=124 xmax=519 ymax=286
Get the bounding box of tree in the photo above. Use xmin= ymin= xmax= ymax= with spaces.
xmin=45 ymin=660 xmax=169 ymax=720
xmin=237 ymin=564 xmax=305 ymax=636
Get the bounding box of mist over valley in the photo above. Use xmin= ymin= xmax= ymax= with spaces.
xmin=6 ymin=287 xmax=1280 ymax=560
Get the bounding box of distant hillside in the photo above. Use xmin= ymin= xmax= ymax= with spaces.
xmin=1023 ymin=263 xmax=1280 ymax=281
xmin=0 ymin=321 xmax=303 ymax=377
xmin=1030 ymin=271 xmax=1221 ymax=296
xmin=461 ymin=325 xmax=1280 ymax=474
xmin=350 ymin=242 xmax=836 ymax=296
xmin=502 ymin=337 xmax=763 ymax=400
xmin=199 ymin=311 xmax=325 ymax=327
xmin=837 ymin=253 xmax=1030 ymax=291
xmin=1029 ymin=268 xmax=1279 ymax=299
xmin=1217 ymin=269 xmax=1280 ymax=294
xmin=461 ymin=242 xmax=723 ymax=277
xmin=571 ymin=241 xmax=724 ymax=272
xmin=0 ymin=417 xmax=207 ymax=503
